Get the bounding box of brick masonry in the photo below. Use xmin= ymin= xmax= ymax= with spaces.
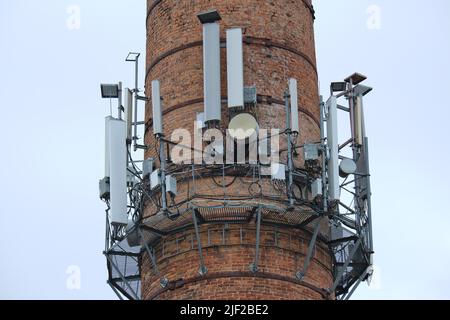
xmin=142 ymin=0 xmax=333 ymax=300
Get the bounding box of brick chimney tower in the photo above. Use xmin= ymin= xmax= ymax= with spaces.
xmin=141 ymin=0 xmax=333 ymax=300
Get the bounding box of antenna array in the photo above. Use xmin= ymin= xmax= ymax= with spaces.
xmin=98 ymin=12 xmax=374 ymax=301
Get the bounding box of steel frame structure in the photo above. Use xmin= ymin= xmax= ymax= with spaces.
xmin=100 ymin=59 xmax=374 ymax=300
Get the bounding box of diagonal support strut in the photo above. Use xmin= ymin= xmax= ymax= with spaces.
xmin=138 ymin=227 xmax=159 ymax=276
xmin=249 ymin=207 xmax=262 ymax=273
xmin=192 ymin=208 xmax=208 ymax=275
xmin=342 ymin=266 xmax=370 ymax=300
xmin=107 ymin=281 xmax=125 ymax=300
xmin=296 ymin=217 xmax=323 ymax=280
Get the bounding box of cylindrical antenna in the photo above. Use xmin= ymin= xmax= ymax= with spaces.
xmin=226 ymin=28 xmax=244 ymax=109
xmin=289 ymin=78 xmax=299 ymax=134
xmin=104 ymin=116 xmax=113 ymax=178
xmin=352 ymin=84 xmax=372 ymax=146
xmin=151 ymin=80 xmax=163 ymax=136
xmin=198 ymin=10 xmax=222 ymax=123
xmin=354 ymin=95 xmax=363 ymax=146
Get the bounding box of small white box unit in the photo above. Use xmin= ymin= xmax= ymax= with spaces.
xmin=150 ymin=169 xmax=161 ymax=189
xmin=165 ymin=175 xmax=177 ymax=196
xmin=271 ymin=163 xmax=286 ymax=181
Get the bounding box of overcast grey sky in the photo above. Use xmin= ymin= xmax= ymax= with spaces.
xmin=0 ymin=0 xmax=449 ymax=300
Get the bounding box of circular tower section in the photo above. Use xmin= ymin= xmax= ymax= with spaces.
xmin=141 ymin=0 xmax=333 ymax=300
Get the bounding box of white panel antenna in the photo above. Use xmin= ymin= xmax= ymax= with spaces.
xmin=202 ymin=21 xmax=222 ymax=122
xmin=152 ymin=80 xmax=163 ymax=136
xmin=104 ymin=116 xmax=113 ymax=178
xmin=226 ymin=28 xmax=244 ymax=109
xmin=289 ymin=78 xmax=299 ymax=134
xmin=326 ymin=96 xmax=340 ymax=201
xmin=108 ymin=118 xmax=128 ymax=226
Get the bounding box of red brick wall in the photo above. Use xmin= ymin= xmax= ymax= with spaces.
xmin=144 ymin=0 xmax=319 ymax=154
xmin=142 ymin=0 xmax=332 ymax=300
xmin=141 ymin=224 xmax=333 ymax=300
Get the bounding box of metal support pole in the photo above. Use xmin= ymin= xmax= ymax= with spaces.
xmin=192 ymin=209 xmax=207 ymax=275
xmin=191 ymin=163 xmax=196 ymax=196
xmin=158 ymin=135 xmax=167 ymax=213
xmin=296 ymin=217 xmax=322 ymax=280
xmin=364 ymin=137 xmax=374 ymax=253
xmin=348 ymin=79 xmax=355 ymax=150
xmin=347 ymin=79 xmax=363 ymax=233
xmin=118 ymin=82 xmax=123 ymax=120
xmin=105 ymin=210 xmax=110 ymax=252
xmin=339 ymin=138 xmax=353 ymax=151
xmin=249 ymin=208 xmax=262 ymax=273
xmin=329 ymin=238 xmax=361 ymax=294
xmin=319 ymin=96 xmax=328 ymax=213
xmin=342 ymin=267 xmax=370 ymax=300
xmin=105 ymin=254 xmax=140 ymax=300
xmin=108 ymin=281 xmax=125 ymax=300
xmin=284 ymin=91 xmax=294 ymax=208
xmin=133 ymin=55 xmax=139 ymax=151
xmin=138 ymin=228 xmax=159 ymax=275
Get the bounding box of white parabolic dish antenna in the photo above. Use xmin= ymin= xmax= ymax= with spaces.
xmin=339 ymin=158 xmax=357 ymax=177
xmin=228 ymin=113 xmax=259 ymax=140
